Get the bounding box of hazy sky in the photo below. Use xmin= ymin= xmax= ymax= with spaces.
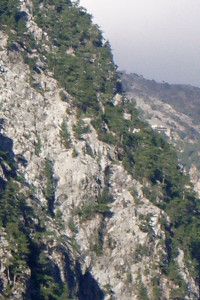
xmin=80 ymin=0 xmax=200 ymax=87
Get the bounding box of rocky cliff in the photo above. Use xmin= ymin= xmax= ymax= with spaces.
xmin=0 ymin=1 xmax=200 ymax=299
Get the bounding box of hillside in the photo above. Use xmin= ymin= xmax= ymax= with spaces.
xmin=121 ymin=73 xmax=200 ymax=196
xmin=122 ymin=73 xmax=200 ymax=125
xmin=0 ymin=1 xmax=200 ymax=299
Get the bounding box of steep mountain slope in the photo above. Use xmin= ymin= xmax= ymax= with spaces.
xmin=121 ymin=73 xmax=200 ymax=196
xmin=0 ymin=1 xmax=200 ymax=299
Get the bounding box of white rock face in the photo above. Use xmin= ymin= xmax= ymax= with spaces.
xmin=0 ymin=25 xmax=199 ymax=299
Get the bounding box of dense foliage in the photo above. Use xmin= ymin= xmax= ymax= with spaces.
xmin=30 ymin=0 xmax=120 ymax=114
xmin=0 ymin=0 xmax=27 ymax=35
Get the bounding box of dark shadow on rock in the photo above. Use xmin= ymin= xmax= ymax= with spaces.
xmin=0 ymin=176 xmax=6 ymax=190
xmin=75 ymin=262 xmax=104 ymax=300
xmin=0 ymin=119 xmax=6 ymax=130
xmin=0 ymin=133 xmax=14 ymax=159
xmin=0 ymin=133 xmax=16 ymax=177
xmin=16 ymin=154 xmax=28 ymax=167
xmin=103 ymin=211 xmax=114 ymax=219
xmin=63 ymin=251 xmax=77 ymax=294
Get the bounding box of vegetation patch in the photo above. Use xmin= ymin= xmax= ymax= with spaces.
xmin=60 ymin=121 xmax=71 ymax=149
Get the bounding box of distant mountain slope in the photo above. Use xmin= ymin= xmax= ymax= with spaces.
xmin=122 ymin=73 xmax=200 ymax=124
xmin=121 ymin=72 xmax=200 ymax=195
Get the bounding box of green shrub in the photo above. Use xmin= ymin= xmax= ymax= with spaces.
xmin=43 ymin=159 xmax=55 ymax=216
xmin=73 ymin=119 xmax=90 ymax=139
xmin=59 ymin=90 xmax=69 ymax=102
xmin=72 ymin=147 xmax=79 ymax=157
xmin=60 ymin=121 xmax=71 ymax=149
xmin=34 ymin=134 xmax=42 ymax=156
xmin=137 ymin=275 xmax=149 ymax=300
xmin=85 ymin=143 xmax=94 ymax=158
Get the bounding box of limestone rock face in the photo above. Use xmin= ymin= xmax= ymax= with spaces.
xmin=0 ymin=2 xmax=199 ymax=299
